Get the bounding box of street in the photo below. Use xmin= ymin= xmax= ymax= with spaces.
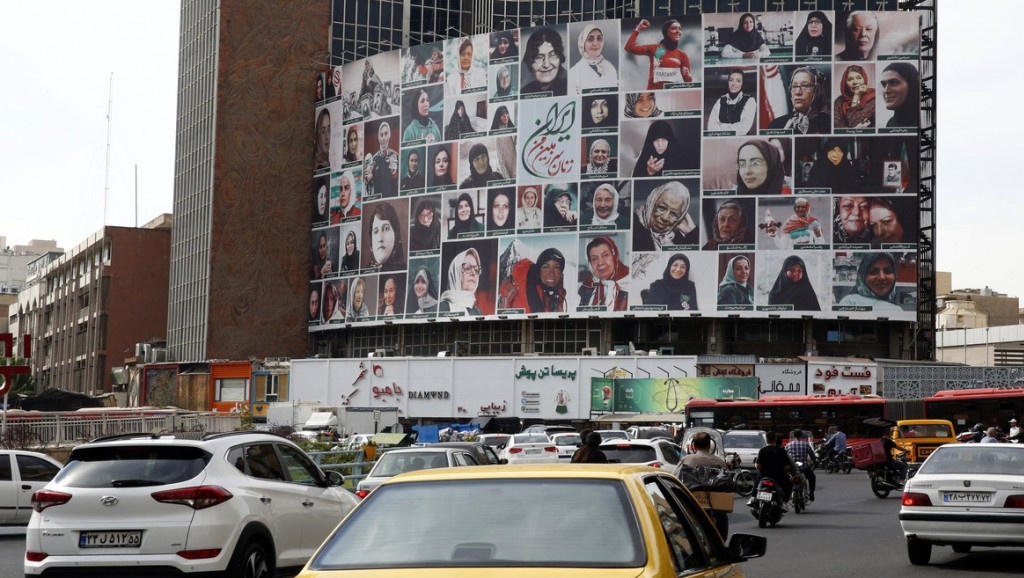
xmin=2 ymin=470 xmax=1021 ymax=577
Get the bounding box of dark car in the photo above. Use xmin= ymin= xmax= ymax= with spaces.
xmin=432 ymin=442 xmax=507 ymax=465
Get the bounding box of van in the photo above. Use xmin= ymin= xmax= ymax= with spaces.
xmin=892 ymin=419 xmax=957 ymax=463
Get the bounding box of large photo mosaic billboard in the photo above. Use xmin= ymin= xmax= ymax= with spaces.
xmin=309 ymin=10 xmax=921 ymax=330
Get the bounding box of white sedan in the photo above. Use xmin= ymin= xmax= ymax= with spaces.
xmin=899 ymin=443 xmax=1024 ymax=565
xmin=599 ymin=438 xmax=683 ymax=471
xmin=498 ymin=433 xmax=559 ymax=464
xmin=549 ymin=432 xmax=582 ymax=460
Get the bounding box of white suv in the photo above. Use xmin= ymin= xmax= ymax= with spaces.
xmin=25 ymin=431 xmax=358 ymax=577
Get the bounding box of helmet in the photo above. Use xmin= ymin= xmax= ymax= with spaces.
xmin=972 ymin=423 xmax=984 ymax=432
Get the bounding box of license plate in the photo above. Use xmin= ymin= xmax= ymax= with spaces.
xmin=757 ymin=491 xmax=772 ymax=501
xmin=525 ymin=448 xmax=541 ymax=455
xmin=943 ymin=492 xmax=990 ymax=503
xmin=79 ymin=531 xmax=143 ymax=548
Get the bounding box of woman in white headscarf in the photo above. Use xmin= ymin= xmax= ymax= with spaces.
xmin=633 ymin=181 xmax=698 ymax=250
xmin=586 ymin=183 xmax=629 ymax=229
xmin=439 ymin=248 xmax=483 ymax=315
xmin=572 ymin=25 xmax=618 ymax=93
xmin=516 ymin=186 xmax=542 ymax=229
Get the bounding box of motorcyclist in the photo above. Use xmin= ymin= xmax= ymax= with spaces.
xmin=677 ymin=432 xmax=729 ymax=538
xmin=754 ymin=431 xmax=793 ymax=508
xmin=967 ymin=422 xmax=985 ymax=443
xmin=881 ymin=427 xmax=908 ymax=483
xmin=786 ymin=429 xmax=816 ymax=501
xmin=824 ymin=425 xmax=847 ymax=459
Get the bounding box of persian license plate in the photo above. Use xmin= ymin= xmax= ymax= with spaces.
xmin=757 ymin=491 xmax=772 ymax=501
xmin=79 ymin=530 xmax=143 ymax=548
xmin=943 ymin=492 xmax=990 ymax=503
xmin=525 ymin=448 xmax=541 ymax=455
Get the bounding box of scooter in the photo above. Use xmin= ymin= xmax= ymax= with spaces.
xmin=791 ymin=462 xmax=810 ymax=513
xmin=867 ymin=452 xmax=918 ymax=498
xmin=749 ymin=476 xmax=786 ymax=528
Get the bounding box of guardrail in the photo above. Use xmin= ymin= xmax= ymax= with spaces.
xmin=1 ymin=409 xmax=242 ymax=447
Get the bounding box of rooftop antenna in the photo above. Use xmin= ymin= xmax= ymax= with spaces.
xmin=103 ymin=72 xmax=113 ymax=227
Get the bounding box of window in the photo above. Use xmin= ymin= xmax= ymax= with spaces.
xmin=243 ymin=444 xmax=286 ymax=481
xmin=278 ymin=444 xmax=322 ymax=486
xmin=216 ymin=378 xmax=247 ymax=402
xmin=17 ymin=455 xmax=61 ymax=482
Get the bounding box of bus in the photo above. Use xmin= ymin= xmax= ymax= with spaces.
xmin=685 ymin=395 xmax=887 ymax=443
xmin=923 ymin=388 xmax=1024 ymax=433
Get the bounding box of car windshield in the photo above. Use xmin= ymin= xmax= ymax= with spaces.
xmin=371 ymin=452 xmax=447 ymax=477
xmin=723 ymin=433 xmax=765 ymax=448
xmin=602 ymin=445 xmax=657 ymax=464
xmin=56 ymin=446 xmax=210 ymax=488
xmin=309 ymin=478 xmax=643 ymax=569
xmin=899 ymin=424 xmax=953 ymax=438
xmin=917 ymin=446 xmax=1024 ymax=476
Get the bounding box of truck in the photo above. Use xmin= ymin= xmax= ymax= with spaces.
xmin=891 ymin=419 xmax=957 ymax=463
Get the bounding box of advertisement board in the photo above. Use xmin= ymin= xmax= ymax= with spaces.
xmin=309 ymin=11 xmax=921 ymax=330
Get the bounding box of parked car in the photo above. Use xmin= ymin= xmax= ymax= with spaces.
xmin=332 ymin=433 xmax=375 ymax=450
xmin=599 ymin=438 xmax=683 ymax=471
xmin=498 ymin=433 xmax=560 ymax=465
xmin=900 ymin=442 xmax=1024 ymax=564
xmin=476 ymin=433 xmax=511 ymax=449
xmin=296 ymin=464 xmax=767 ymax=577
xmin=25 ymin=431 xmax=358 ymax=577
xmin=722 ymin=430 xmax=767 ymax=470
xmin=522 ymin=424 xmax=577 ymax=438
xmin=595 ymin=429 xmax=629 ymax=442
xmin=355 ymin=447 xmax=480 ymax=498
xmin=431 ymin=441 xmax=507 ymax=465
xmin=549 ymin=432 xmax=582 ymax=460
xmin=0 ymin=450 xmax=63 ymax=526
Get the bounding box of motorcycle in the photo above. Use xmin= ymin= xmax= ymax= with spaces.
xmin=815 ymin=445 xmax=853 ymax=474
xmin=790 ymin=461 xmax=810 ymax=513
xmin=866 ymin=452 xmax=918 ymax=498
xmin=749 ymin=476 xmax=786 ymax=528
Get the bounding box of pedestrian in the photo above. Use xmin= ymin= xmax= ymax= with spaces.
xmin=571 ymin=431 xmax=608 ymax=463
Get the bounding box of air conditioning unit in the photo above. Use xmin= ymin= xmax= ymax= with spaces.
xmin=150 ymin=348 xmax=168 ymax=363
xmin=134 ymin=343 xmax=149 ymax=357
xmin=581 ymin=347 xmax=598 ymax=356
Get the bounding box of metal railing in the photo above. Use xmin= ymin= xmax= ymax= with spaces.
xmin=1 ymin=409 xmax=242 ymax=448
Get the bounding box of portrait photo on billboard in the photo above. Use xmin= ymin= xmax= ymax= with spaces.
xmin=406 ymin=256 xmax=441 ymax=317
xmin=756 ymin=196 xmax=830 ymax=250
xmin=311 ymin=226 xmax=340 ymax=280
xmin=703 ymin=66 xmax=758 ymax=136
xmin=716 ymin=252 xmax=755 ymax=309
xmin=833 ymin=62 xmax=877 ymax=131
xmin=496 ymin=234 xmax=578 ymax=314
xmin=518 ymin=96 xmax=581 ymax=184
xmin=331 ymin=168 xmax=363 ymax=223
xmin=877 ymin=61 xmax=920 ymax=130
xmin=327 ymin=66 xmax=343 ymax=102
xmin=632 ymin=178 xmax=700 ymax=251
xmin=400 ymin=42 xmax=444 ymax=87
xmin=408 ymin=194 xmax=441 ymax=255
xmin=444 ymin=190 xmax=485 ymax=239
xmin=338 ymin=222 xmax=362 ymax=274
xmin=315 ymin=71 xmax=327 ymax=105
xmin=445 ymin=34 xmax=489 ymax=97
xmin=519 ymin=24 xmax=570 ymax=98
xmin=489 ymin=103 xmax=517 ymax=134
xmin=580 ymin=135 xmax=619 ymax=178
xmin=360 ymin=198 xmax=409 ymax=272
xmin=460 ymin=137 xmax=516 ymax=189
xmin=581 ymin=94 xmax=619 ymax=133
xmin=577 ymin=232 xmax=630 ymax=312
xmin=569 ymin=20 xmax=621 ymax=95
xmin=702 ymin=137 xmax=792 ymax=195
xmin=313 ymin=100 xmax=343 ymax=174
xmin=865 ymin=195 xmax=917 ymax=249
xmin=621 ymin=15 xmax=702 ymax=90
xmin=580 ymin=180 xmax=631 ymax=231
xmin=426 ymin=142 xmax=458 ymax=191
xmin=313 ymin=174 xmax=331 ymax=226
xmin=308 ymin=281 xmax=324 ymax=326
xmin=489 ymin=30 xmax=520 ymax=63
xmin=516 ymin=185 xmax=543 ymax=232
xmin=486 ymin=187 xmax=516 ymax=235
xmin=322 ymin=278 xmax=348 ymax=324
xmin=542 ymin=183 xmax=579 ymax=232
xmin=620 ymin=117 xmax=700 ymax=178
xmin=702 ymin=12 xmax=792 ymax=64
xmin=443 ymin=93 xmax=488 ymax=141
xmin=362 ymin=115 xmax=401 ymax=200
xmin=793 ymin=11 xmax=833 ymax=60
xmin=832 ymin=251 xmax=917 ymax=314
xmin=399 ymin=146 xmax=426 ymax=193
xmin=346 ymin=275 xmax=377 ymax=323
xmin=832 ymin=195 xmax=871 ymax=246
xmin=756 ymin=251 xmax=828 ymax=312
xmin=341 ymin=123 xmax=363 ymax=168
xmin=489 ymin=63 xmax=519 ymax=101
xmin=401 ymin=84 xmax=443 ymax=145
xmin=376 ymin=272 xmax=407 ymax=319
xmin=759 ymin=63 xmax=831 ymax=135
xmin=439 ymin=238 xmax=499 ymax=317
xmin=835 ymin=11 xmax=921 ymax=62
xmin=342 ymin=53 xmax=399 ymax=122
xmin=630 ymin=250 xmax=716 ymax=312
xmin=702 ymin=197 xmax=755 ymax=250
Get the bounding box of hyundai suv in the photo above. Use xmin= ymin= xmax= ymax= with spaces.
xmin=25 ymin=431 xmax=358 ymax=577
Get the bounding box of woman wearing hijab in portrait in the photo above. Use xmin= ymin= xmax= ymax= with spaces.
xmin=837 ymin=11 xmax=879 ymax=62
xmin=633 ymin=120 xmax=684 ymax=177
xmin=367 ymin=203 xmax=406 ymax=272
xmin=585 ymin=139 xmax=616 ymax=175
xmin=780 ymin=198 xmax=824 ymax=246
xmin=322 ymin=280 xmax=346 ymax=322
xmin=314 ymin=108 xmax=331 ymax=171
xmin=491 ymin=31 xmax=519 ymax=60
xmin=345 ymin=277 xmax=371 ymax=322
xmin=578 ymin=236 xmax=629 ymax=311
xmin=444 ymin=100 xmax=475 ymax=141
xmin=623 ymin=92 xmax=662 ymax=119
xmin=461 ymin=143 xmax=504 ymax=189
xmin=794 ymin=11 xmax=832 ymax=58
xmin=625 ymin=19 xmax=693 ymax=90
xmin=544 ymin=187 xmax=578 ymax=228
xmin=521 ymin=27 xmax=569 ymax=96
xmin=808 ymin=139 xmax=859 ymax=195
xmin=880 ymin=62 xmax=920 ymax=128
xmin=572 ymin=25 xmax=618 ymax=93
xmin=833 ymin=65 xmax=876 ymax=129
xmin=717 ymin=255 xmax=753 ymax=305
xmin=309 ymin=286 xmax=321 ymax=323
xmin=707 ymin=69 xmax=756 ymax=135
xmin=377 ymin=275 xmax=404 ymax=316
xmin=448 ymin=192 xmax=484 ymax=239
xmin=312 ymin=231 xmax=334 ymax=279
xmin=517 ymin=187 xmax=542 ymax=229
xmin=487 ymin=189 xmax=515 ymax=233
xmin=768 ymin=66 xmax=830 ymax=134
xmin=703 ymin=200 xmax=752 ymax=250
xmin=833 ymin=196 xmax=872 ymax=244
xmin=439 ymin=248 xmax=484 ymax=315
xmin=581 ymin=95 xmax=617 ymax=129
xmin=838 ymin=252 xmax=904 ymax=311
xmin=409 ymin=197 xmax=441 ymax=252
xmin=406 ymin=266 xmax=439 ymax=314
xmin=499 ymin=247 xmax=568 ymax=313
xmin=343 ymin=126 xmax=360 ymax=164
xmin=400 ymin=149 xmax=425 ymax=191
xmin=633 ymin=181 xmax=698 ymax=250
xmin=341 ymin=231 xmax=360 ymax=272
xmin=646 ymin=253 xmax=698 ymax=311
xmin=490 ymin=105 xmax=515 ymax=130
xmin=446 ymin=38 xmax=487 ymax=96
xmin=722 ymin=13 xmax=771 ymax=59
xmin=767 ymin=255 xmax=820 ymax=310
xmin=583 ymin=183 xmax=629 ymax=229
xmin=313 ymin=176 xmax=330 ymax=224
xmin=493 ymin=65 xmax=517 ymax=99
xmin=335 ymin=170 xmax=361 ymax=221
xmin=403 ymin=88 xmax=441 ymax=143
xmin=734 ymin=139 xmax=791 ymax=195
xmin=429 ymin=145 xmax=454 ymax=188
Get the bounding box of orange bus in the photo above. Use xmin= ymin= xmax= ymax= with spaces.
xmin=923 ymin=387 xmax=1024 ymax=433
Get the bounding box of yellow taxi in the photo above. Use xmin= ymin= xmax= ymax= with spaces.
xmin=297 ymin=464 xmax=766 ymax=577
xmin=891 ymin=419 xmax=957 ymax=463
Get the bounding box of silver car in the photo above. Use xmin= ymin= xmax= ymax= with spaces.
xmin=355 ymin=447 xmax=479 ymax=498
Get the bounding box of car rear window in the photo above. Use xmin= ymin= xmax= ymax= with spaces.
xmin=56 ymin=446 xmax=210 ymax=488
xmin=371 ymin=452 xmax=448 ymax=477
xmin=918 ymin=446 xmax=1024 ymax=476
xmin=724 ymin=434 xmax=766 ymax=448
xmin=310 ymin=478 xmax=643 ymax=569
xmin=602 ymin=445 xmax=657 ymax=464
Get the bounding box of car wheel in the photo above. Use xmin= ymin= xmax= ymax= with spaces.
xmin=952 ymin=544 xmax=972 ymax=554
xmin=233 ymin=541 xmax=272 ymax=578
xmin=907 ymin=538 xmax=931 ymax=565
xmin=734 ymin=469 xmax=755 ymax=497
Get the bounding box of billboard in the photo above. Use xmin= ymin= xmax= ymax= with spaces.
xmin=309 ymin=11 xmax=921 ymax=331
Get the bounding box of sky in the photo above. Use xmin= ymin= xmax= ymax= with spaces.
xmin=0 ymin=1 xmax=1016 ymax=297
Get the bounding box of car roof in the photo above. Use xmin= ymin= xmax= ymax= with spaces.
xmin=76 ymin=430 xmax=286 ymax=449
xmin=724 ymin=430 xmax=767 ymax=436
xmin=383 ymin=463 xmax=660 ymax=485
xmin=599 ymin=438 xmax=667 ymax=447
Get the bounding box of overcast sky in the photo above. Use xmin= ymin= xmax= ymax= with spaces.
xmin=0 ymin=1 xmax=1014 ymax=296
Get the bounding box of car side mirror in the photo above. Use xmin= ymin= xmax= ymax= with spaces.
xmin=325 ymin=470 xmax=345 ymax=487
xmin=728 ymin=533 xmax=767 ymax=560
